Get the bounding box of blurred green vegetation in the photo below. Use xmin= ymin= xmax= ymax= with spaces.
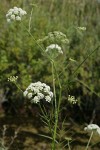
xmin=0 ymin=0 xmax=100 ymax=122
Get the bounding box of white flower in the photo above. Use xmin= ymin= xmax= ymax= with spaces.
xmin=34 ymin=88 xmax=39 ymax=94
xmin=23 ymin=81 xmax=53 ymax=103
xmin=6 ymin=14 xmax=9 ymax=18
xmin=42 ymin=83 xmax=47 ymax=87
xmin=68 ymin=95 xmax=78 ymax=104
xmin=14 ymin=10 xmax=19 ymax=15
xmin=38 ymin=31 xmax=69 ymax=44
xmin=44 ymin=87 xmax=50 ymax=93
xmin=27 ymin=93 xmax=33 ymax=99
xmin=46 ymin=44 xmax=63 ymax=54
xmin=6 ymin=7 xmax=27 ymax=23
xmin=84 ymin=124 xmax=100 ymax=135
xmin=30 ymin=86 xmax=35 ymax=91
xmin=37 ymin=93 xmax=44 ymax=99
xmin=8 ymin=8 xmax=13 ymax=12
xmin=23 ymin=11 xmax=27 ymax=15
xmin=18 ymin=8 xmax=27 ymax=16
xmin=7 ymin=12 xmax=12 ymax=16
xmin=49 ymin=92 xmax=53 ymax=98
xmin=23 ymin=91 xmax=28 ymax=97
xmin=8 ymin=76 xmax=18 ymax=82
xmin=14 ymin=7 xmax=19 ymax=10
xmin=39 ymin=86 xmax=43 ymax=91
xmin=18 ymin=8 xmax=23 ymax=11
xmin=46 ymin=85 xmax=50 ymax=91
xmin=35 ymin=81 xmax=42 ymax=86
xmin=20 ymin=10 xmax=27 ymax=16
xmin=11 ymin=14 xmax=15 ymax=20
xmin=16 ymin=16 xmax=21 ymax=21
xmin=7 ymin=19 xmax=11 ymax=22
xmin=45 ymin=96 xmax=51 ymax=102
xmin=32 ymin=96 xmax=39 ymax=103
xmin=77 ymin=27 xmax=86 ymax=31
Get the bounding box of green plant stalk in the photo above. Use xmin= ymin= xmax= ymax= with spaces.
xmin=23 ymin=24 xmax=53 ymax=63
xmin=28 ymin=7 xmax=33 ymax=33
xmin=51 ymin=60 xmax=58 ymax=150
xmin=27 ymin=28 xmax=45 ymax=52
xmin=24 ymin=9 xmax=55 ymax=61
xmin=53 ymin=62 xmax=62 ymax=113
xmin=57 ymin=46 xmax=99 ymax=86
xmin=68 ymin=140 xmax=71 ymax=150
xmin=85 ymin=131 xmax=93 ymax=150
xmin=71 ymin=45 xmax=100 ymax=79
xmin=21 ymin=6 xmax=45 ymax=53
xmin=13 ymin=82 xmax=23 ymax=93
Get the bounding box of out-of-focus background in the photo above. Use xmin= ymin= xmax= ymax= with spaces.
xmin=0 ymin=0 xmax=100 ymax=149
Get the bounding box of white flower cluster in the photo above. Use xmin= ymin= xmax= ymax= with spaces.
xmin=6 ymin=7 xmax=27 ymax=22
xmin=48 ymin=31 xmax=69 ymax=44
xmin=46 ymin=44 xmax=63 ymax=54
xmin=38 ymin=31 xmax=69 ymax=44
xmin=23 ymin=81 xmax=53 ymax=103
xmin=77 ymin=27 xmax=86 ymax=31
xmin=8 ymin=76 xmax=18 ymax=82
xmin=68 ymin=95 xmax=78 ymax=104
xmin=84 ymin=124 xmax=100 ymax=135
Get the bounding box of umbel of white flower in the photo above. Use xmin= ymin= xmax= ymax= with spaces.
xmin=45 ymin=44 xmax=63 ymax=59
xmin=68 ymin=95 xmax=78 ymax=104
xmin=8 ymin=76 xmax=18 ymax=82
xmin=46 ymin=44 xmax=63 ymax=54
xmin=77 ymin=27 xmax=86 ymax=31
xmin=23 ymin=81 xmax=53 ymax=103
xmin=38 ymin=31 xmax=69 ymax=44
xmin=84 ymin=124 xmax=100 ymax=135
xmin=6 ymin=7 xmax=27 ymax=22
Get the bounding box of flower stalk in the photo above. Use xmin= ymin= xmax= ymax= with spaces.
xmin=85 ymin=131 xmax=93 ymax=150
xmin=51 ymin=60 xmax=58 ymax=150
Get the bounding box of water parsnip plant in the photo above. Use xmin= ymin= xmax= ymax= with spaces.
xmin=6 ymin=4 xmax=100 ymax=150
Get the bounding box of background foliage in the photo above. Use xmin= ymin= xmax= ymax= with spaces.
xmin=0 ymin=0 xmax=100 ymax=123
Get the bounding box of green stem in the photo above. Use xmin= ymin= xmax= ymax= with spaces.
xmin=85 ymin=131 xmax=93 ymax=150
xmin=65 ymin=45 xmax=100 ymax=90
xmin=70 ymin=45 xmax=100 ymax=82
xmin=68 ymin=140 xmax=71 ymax=150
xmin=28 ymin=7 xmax=33 ymax=33
xmin=14 ymin=82 xmax=23 ymax=93
xmin=53 ymin=62 xmax=62 ymax=113
xmin=27 ymin=28 xmax=45 ymax=52
xmin=27 ymin=6 xmax=45 ymax=52
xmin=51 ymin=60 xmax=58 ymax=150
